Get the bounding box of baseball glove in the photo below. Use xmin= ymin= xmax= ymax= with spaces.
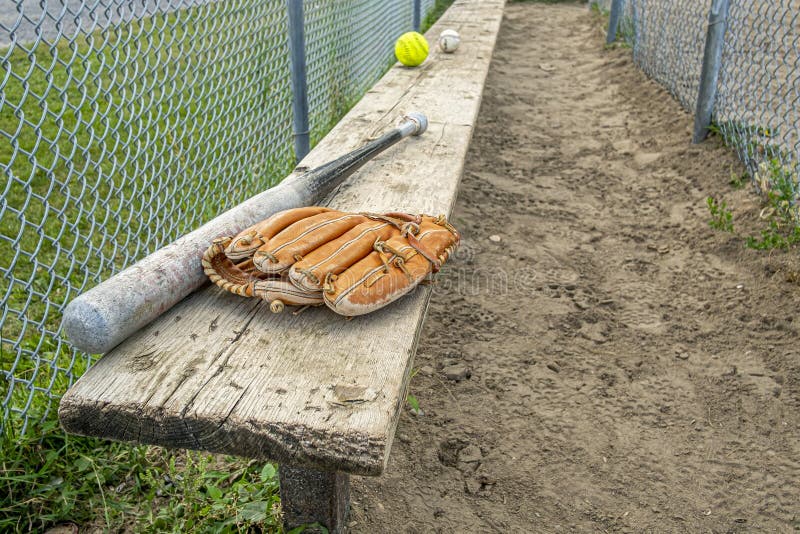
xmin=202 ymin=206 xmax=460 ymax=316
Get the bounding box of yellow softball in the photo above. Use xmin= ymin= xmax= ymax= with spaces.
xmin=395 ymin=31 xmax=429 ymax=67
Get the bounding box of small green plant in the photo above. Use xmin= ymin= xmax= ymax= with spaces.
xmin=743 ymin=158 xmax=800 ymax=250
xmin=617 ymin=16 xmax=635 ymax=45
xmin=729 ymin=170 xmax=748 ymax=190
xmin=707 ymin=196 xmax=735 ymax=233
xmin=753 ymin=159 xmax=799 ymax=209
xmin=406 ymin=393 xmax=421 ymax=415
xmin=405 ymin=367 xmax=422 ymax=416
xmin=706 ymin=138 xmax=800 ymax=251
xmin=589 ymin=2 xmax=610 ymax=17
xmin=745 ymin=220 xmax=800 ymax=250
xmin=709 ymin=121 xmax=788 ymax=162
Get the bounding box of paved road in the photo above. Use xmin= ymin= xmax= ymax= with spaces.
xmin=0 ymin=0 xmax=210 ymax=48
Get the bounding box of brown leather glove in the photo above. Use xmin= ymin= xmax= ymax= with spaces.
xmin=202 ymin=207 xmax=460 ymax=316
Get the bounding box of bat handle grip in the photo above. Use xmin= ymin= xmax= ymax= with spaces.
xmin=397 ymin=112 xmax=428 ymax=137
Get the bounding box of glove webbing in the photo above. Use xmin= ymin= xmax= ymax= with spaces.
xmin=372 ymin=213 xmax=459 ymax=274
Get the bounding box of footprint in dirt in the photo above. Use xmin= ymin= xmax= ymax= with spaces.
xmin=602 ymin=276 xmax=666 ymax=332
xmin=437 ymin=437 xmax=471 ymax=468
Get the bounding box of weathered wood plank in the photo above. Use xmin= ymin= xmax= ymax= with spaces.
xmin=59 ymin=0 xmax=505 ymax=476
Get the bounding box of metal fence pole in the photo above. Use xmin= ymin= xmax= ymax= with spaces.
xmin=413 ymin=0 xmax=421 ymax=32
xmin=692 ymin=0 xmax=730 ymax=143
xmin=287 ymin=0 xmax=310 ymax=161
xmin=606 ymin=0 xmax=624 ymax=44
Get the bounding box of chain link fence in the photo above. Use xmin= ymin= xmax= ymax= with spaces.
xmin=715 ymin=0 xmax=800 ymax=197
xmin=598 ymin=0 xmax=800 ymax=207
xmin=304 ymin=1 xmax=414 ymax=145
xmin=626 ymin=0 xmax=710 ymax=111
xmin=1 ymin=0 xmax=446 ymax=435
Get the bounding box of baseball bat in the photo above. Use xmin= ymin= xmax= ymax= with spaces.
xmin=63 ymin=112 xmax=428 ymax=354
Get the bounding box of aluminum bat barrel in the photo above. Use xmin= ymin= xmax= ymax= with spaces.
xmin=62 ymin=113 xmax=428 ymax=354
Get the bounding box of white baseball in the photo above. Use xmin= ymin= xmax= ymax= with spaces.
xmin=438 ymin=29 xmax=460 ymax=53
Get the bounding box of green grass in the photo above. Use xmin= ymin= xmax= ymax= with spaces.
xmin=421 ymin=0 xmax=456 ymax=33
xmin=0 ymin=417 xmax=285 ymax=532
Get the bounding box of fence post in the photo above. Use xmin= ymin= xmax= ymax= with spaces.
xmin=413 ymin=0 xmax=421 ymax=32
xmin=286 ymin=0 xmax=310 ymax=161
xmin=606 ymin=0 xmax=624 ymax=44
xmin=692 ymin=0 xmax=730 ymax=143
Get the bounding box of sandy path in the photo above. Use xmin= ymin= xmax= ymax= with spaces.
xmin=349 ymin=3 xmax=800 ymax=532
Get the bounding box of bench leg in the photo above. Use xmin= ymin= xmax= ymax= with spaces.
xmin=279 ymin=465 xmax=350 ymax=533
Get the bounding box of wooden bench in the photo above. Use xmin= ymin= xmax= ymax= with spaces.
xmin=59 ymin=1 xmax=504 ymax=530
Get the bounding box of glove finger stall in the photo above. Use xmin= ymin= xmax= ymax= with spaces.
xmin=288 ymin=220 xmax=399 ymax=292
xmin=253 ymin=212 xmax=368 ymax=274
xmin=323 ymin=220 xmax=460 ymax=316
xmin=225 ymin=206 xmax=334 ymax=260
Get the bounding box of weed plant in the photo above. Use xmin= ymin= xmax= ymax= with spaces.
xmin=706 ymin=122 xmax=800 ymax=250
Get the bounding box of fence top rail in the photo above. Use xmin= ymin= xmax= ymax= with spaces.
xmin=58 ymin=0 xmax=505 ymax=476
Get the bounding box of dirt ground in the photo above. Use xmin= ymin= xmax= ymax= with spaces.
xmin=349 ymin=3 xmax=800 ymax=533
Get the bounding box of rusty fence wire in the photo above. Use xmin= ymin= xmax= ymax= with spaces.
xmin=597 ymin=0 xmax=800 ymax=201
xmin=0 ymin=0 xmax=444 ymax=435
